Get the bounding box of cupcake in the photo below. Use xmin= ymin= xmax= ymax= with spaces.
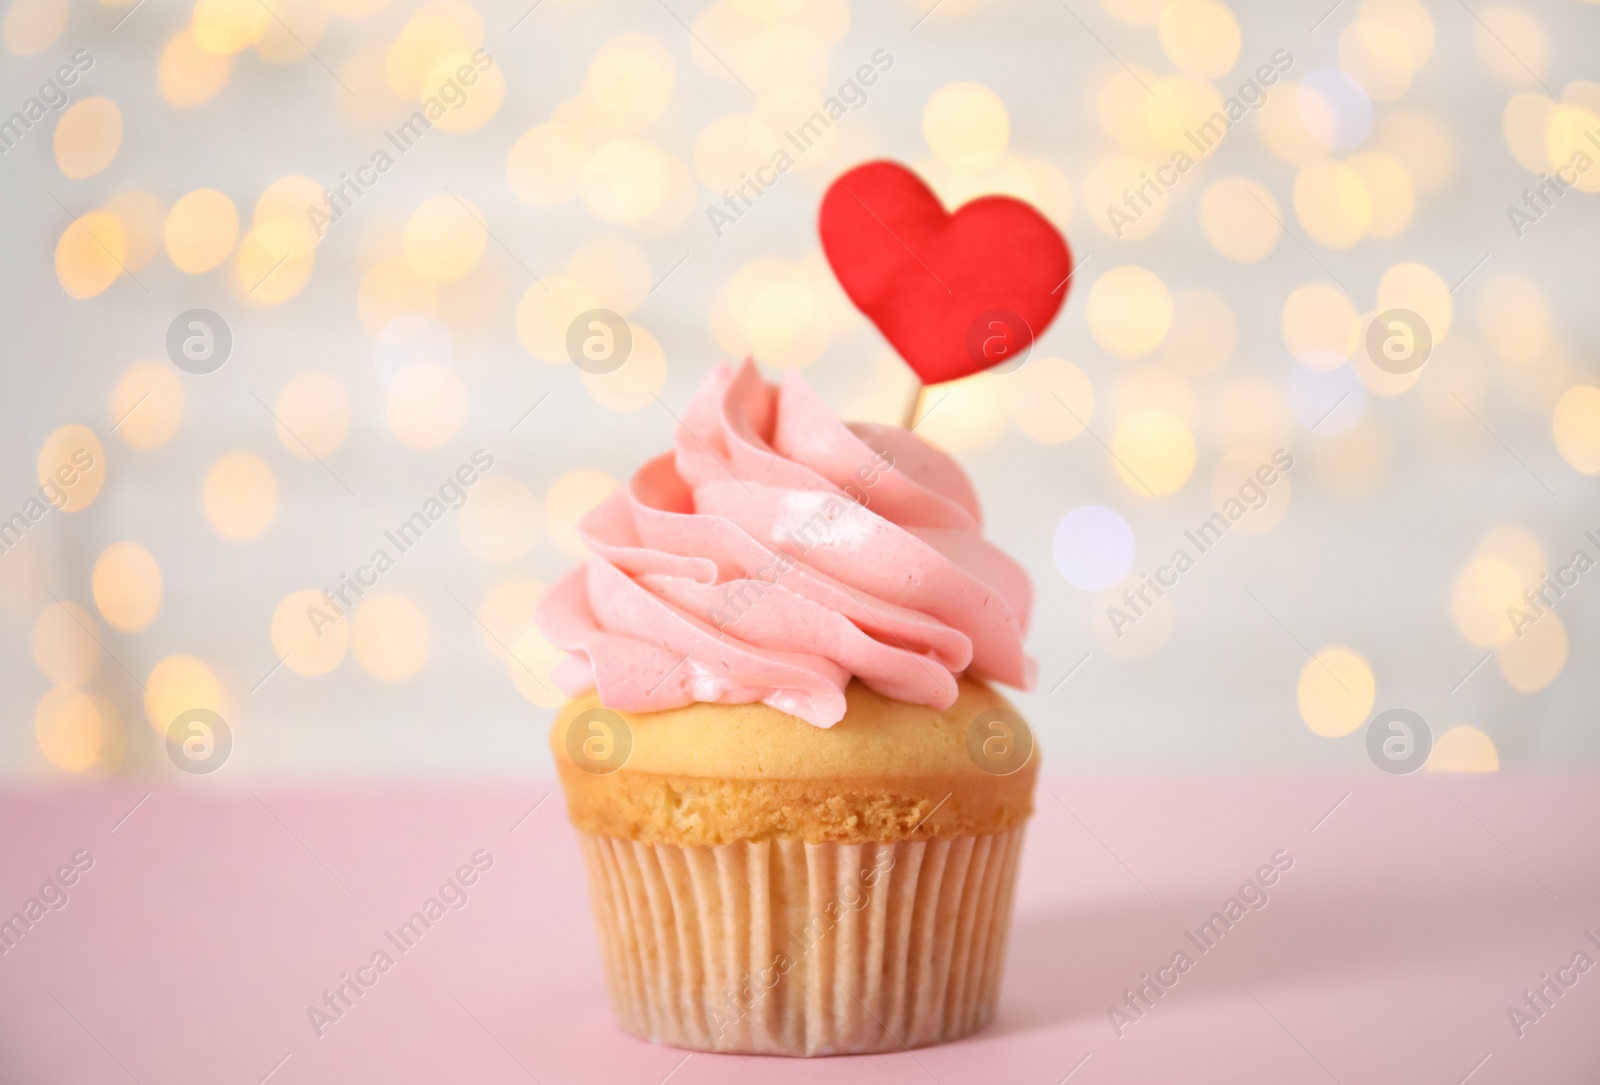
xmin=538 ymin=360 xmax=1037 ymax=1055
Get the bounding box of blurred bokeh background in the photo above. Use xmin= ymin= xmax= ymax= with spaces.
xmin=1 ymin=0 xmax=1596 ymax=782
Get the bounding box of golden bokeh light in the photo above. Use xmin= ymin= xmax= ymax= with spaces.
xmin=1096 ymin=66 xmax=1165 ymax=157
xmin=458 ymin=476 xmax=540 ymax=563
xmin=1092 ymin=574 xmax=1174 ymax=660
xmin=1199 ymin=176 xmax=1280 ymax=263
xmin=1351 ymin=310 xmax=1427 ymax=397
xmin=53 ymin=97 xmax=122 ymax=179
xmin=203 ymin=451 xmax=279 ymax=541
xmin=1111 ymin=409 xmax=1195 ymax=496
xmin=254 ymin=0 xmax=328 ymax=63
xmin=567 ymin=235 xmax=651 ymax=316
xmin=1097 ymin=0 xmax=1165 ymax=25
xmin=101 ymin=190 xmax=164 ymax=271
xmin=404 ymin=194 xmax=487 ymax=283
xmin=1473 ymin=4 xmax=1548 ymax=87
xmin=912 ymin=373 xmax=1008 ymax=453
xmin=35 ymin=688 xmax=103 ymax=773
xmin=694 ymin=113 xmax=781 ymax=193
xmin=478 ymin=577 xmax=543 ymax=663
xmin=385 ymin=0 xmax=481 ymax=99
xmin=274 ymin=372 xmax=351 ymax=459
xmin=1451 ymin=555 xmax=1524 ymax=647
xmin=1374 ymin=109 xmax=1456 ymax=195
xmin=1297 ymin=645 xmax=1376 ymax=737
xmin=583 ymin=35 xmax=675 ymax=134
xmin=1109 ymin=365 xmax=1194 ymax=425
xmin=165 ymin=188 xmax=239 ymax=273
xmin=923 ymin=83 xmax=1009 ymax=169
xmin=37 ymin=424 xmax=105 ymax=513
xmin=338 ymin=41 xmax=406 ymax=124
xmin=509 ymin=627 xmax=567 ymax=708
xmin=710 ymin=257 xmax=830 ymax=369
xmin=1477 ymin=275 xmax=1550 ymax=365
xmin=508 ymin=121 xmax=594 ymax=207
xmin=1144 ymin=75 xmax=1224 ymax=153
xmin=1158 ymin=0 xmax=1241 ymax=79
xmin=32 ymin=602 xmax=100 ymax=688
xmin=111 ymin=361 xmax=185 ymax=451
xmin=581 ymin=137 xmax=676 ymax=225
xmin=1338 ymin=20 xmax=1415 ymax=101
xmin=192 ymin=0 xmax=268 ymax=55
xmin=3 ymin=0 xmax=67 ymax=56
xmin=1348 ymin=151 xmax=1413 ymax=237
xmin=352 ymin=593 xmax=431 ymax=682
xmin=1162 ymin=289 xmax=1236 ymax=376
xmin=359 ymin=257 xmax=437 ymax=333
xmin=91 ymin=540 xmax=161 ymax=633
xmin=1293 ymin=161 xmax=1370 ymax=249
xmin=1310 ymin=415 xmax=1390 ymax=499
xmin=235 ymin=221 xmax=316 ymax=306
xmin=159 ymin=30 xmax=233 ymax=107
xmin=1496 ymin=610 xmax=1566 ymax=692
xmin=253 ymin=175 xmax=327 ymax=257
xmin=1502 ymin=92 xmax=1556 ymax=173
xmin=1008 ymin=358 xmax=1095 ymax=444
xmin=1258 ymin=80 xmax=1325 ymax=164
xmin=516 ymin=275 xmax=600 ymax=364
xmin=1282 ymin=282 xmax=1359 ymax=371
xmin=272 ymin=589 xmax=348 ymax=677
xmin=1377 ymin=262 xmax=1453 ymax=342
xmin=1478 ymin=524 xmax=1545 ymax=588
xmin=385 ymin=362 xmax=467 ymax=449
xmin=1087 ymin=266 xmax=1172 ymax=359
xmin=1546 ymin=103 xmax=1600 ymax=192
xmin=1426 ymin=726 xmax=1499 ymax=772
xmin=1084 ymin=155 xmax=1168 ymax=240
xmin=423 ymin=51 xmax=504 ymax=134
xmin=1211 ymin=447 xmax=1289 ymax=535
xmin=145 ymin=653 xmax=226 ymax=735
xmin=1362 ymin=0 xmax=1434 ymax=63
xmin=545 ymin=469 xmax=618 ymax=556
xmin=1215 ymin=377 xmax=1293 ymax=449
xmin=1546 ymin=109 xmax=1600 ymax=191
xmin=1552 ymin=386 xmax=1600 ymax=474
xmin=435 ymin=260 xmax=507 ymax=332
xmin=582 ymin=325 xmax=668 ymax=412
xmin=55 ymin=210 xmax=127 ymax=299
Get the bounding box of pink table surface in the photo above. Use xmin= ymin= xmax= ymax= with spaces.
xmin=1 ymin=775 xmax=1596 ymax=1084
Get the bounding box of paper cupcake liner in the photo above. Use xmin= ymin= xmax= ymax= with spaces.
xmin=576 ymin=827 xmax=1025 ymax=1056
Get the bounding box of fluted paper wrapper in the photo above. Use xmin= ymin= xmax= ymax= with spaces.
xmin=576 ymin=828 xmax=1025 ymax=1056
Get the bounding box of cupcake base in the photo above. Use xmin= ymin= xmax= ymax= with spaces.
xmin=578 ymin=828 xmax=1025 ymax=1056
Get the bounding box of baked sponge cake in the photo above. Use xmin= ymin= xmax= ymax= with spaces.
xmin=538 ymin=362 xmax=1037 ymax=1055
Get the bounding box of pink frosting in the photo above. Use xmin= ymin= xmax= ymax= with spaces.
xmin=535 ymin=360 xmax=1035 ymax=727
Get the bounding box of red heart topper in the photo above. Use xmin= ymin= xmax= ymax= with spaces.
xmin=819 ymin=161 xmax=1072 ymax=386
